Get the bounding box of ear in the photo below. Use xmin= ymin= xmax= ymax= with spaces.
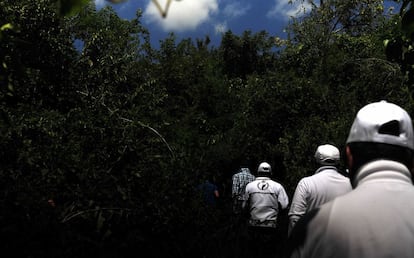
xmin=346 ymin=145 xmax=353 ymax=170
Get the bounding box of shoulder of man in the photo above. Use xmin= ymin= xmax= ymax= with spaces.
xmin=268 ymin=178 xmax=285 ymax=186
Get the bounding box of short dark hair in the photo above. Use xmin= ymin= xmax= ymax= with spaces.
xmin=347 ymin=142 xmax=414 ymax=184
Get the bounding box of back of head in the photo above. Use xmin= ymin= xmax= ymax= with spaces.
xmin=257 ymin=162 xmax=272 ymax=176
xmin=314 ymin=144 xmax=340 ymax=166
xmin=346 ymin=100 xmax=414 ymax=150
xmin=240 ymin=158 xmax=251 ymax=170
xmin=346 ymin=100 xmax=414 ymax=181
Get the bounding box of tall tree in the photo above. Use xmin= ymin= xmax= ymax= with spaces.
xmin=219 ymin=30 xmax=278 ymax=79
xmin=276 ymin=0 xmax=409 ymax=190
xmin=385 ymin=0 xmax=414 ymax=87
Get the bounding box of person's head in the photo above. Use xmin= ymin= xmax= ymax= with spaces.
xmin=240 ymin=158 xmax=251 ymax=169
xmin=257 ymin=162 xmax=272 ymax=177
xmin=345 ymin=100 xmax=414 ymax=185
xmin=314 ymin=144 xmax=340 ymax=166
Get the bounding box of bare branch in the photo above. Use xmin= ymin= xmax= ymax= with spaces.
xmin=120 ymin=117 xmax=175 ymax=159
xmin=61 ymin=207 xmax=132 ymax=223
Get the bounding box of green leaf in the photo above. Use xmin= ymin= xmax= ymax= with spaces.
xmin=1 ymin=23 xmax=13 ymax=31
xmin=0 ymin=23 xmax=14 ymax=40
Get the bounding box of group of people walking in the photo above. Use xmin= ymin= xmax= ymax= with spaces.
xmin=231 ymin=100 xmax=414 ymax=258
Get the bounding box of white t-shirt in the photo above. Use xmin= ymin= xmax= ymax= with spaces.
xmin=288 ymin=166 xmax=352 ymax=234
xmin=288 ymin=160 xmax=414 ymax=258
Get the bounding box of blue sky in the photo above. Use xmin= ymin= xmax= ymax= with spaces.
xmin=94 ymin=0 xmax=312 ymax=47
xmin=94 ymin=0 xmax=399 ymax=48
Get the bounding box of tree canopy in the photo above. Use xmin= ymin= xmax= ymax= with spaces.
xmin=1 ymin=0 xmax=414 ymax=257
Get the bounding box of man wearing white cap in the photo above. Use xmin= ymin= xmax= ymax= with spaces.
xmin=287 ymin=100 xmax=414 ymax=258
xmin=243 ymin=162 xmax=289 ymax=256
xmin=288 ymin=144 xmax=352 ymax=236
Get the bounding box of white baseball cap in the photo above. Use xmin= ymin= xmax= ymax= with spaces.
xmin=346 ymin=100 xmax=414 ymax=150
xmin=314 ymin=144 xmax=340 ymax=165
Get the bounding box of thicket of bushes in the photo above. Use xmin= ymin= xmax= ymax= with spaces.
xmin=1 ymin=0 xmax=414 ymax=257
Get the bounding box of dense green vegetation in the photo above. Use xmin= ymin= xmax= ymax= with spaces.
xmin=1 ymin=0 xmax=414 ymax=257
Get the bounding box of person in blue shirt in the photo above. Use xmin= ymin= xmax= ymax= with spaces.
xmin=197 ymin=178 xmax=220 ymax=207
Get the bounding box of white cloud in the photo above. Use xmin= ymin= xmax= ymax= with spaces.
xmin=94 ymin=0 xmax=107 ymax=9
xmin=144 ymin=0 xmax=219 ymax=32
xmin=214 ymin=22 xmax=227 ymax=35
xmin=223 ymin=2 xmax=251 ymax=18
xmin=267 ymin=0 xmax=313 ymax=20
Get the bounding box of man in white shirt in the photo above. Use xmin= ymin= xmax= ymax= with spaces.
xmin=287 ymin=101 xmax=414 ymax=258
xmin=243 ymin=162 xmax=289 ymax=256
xmin=288 ymin=144 xmax=352 ymax=235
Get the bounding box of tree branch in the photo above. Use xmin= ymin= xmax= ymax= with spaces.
xmin=61 ymin=207 xmax=133 ymax=223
